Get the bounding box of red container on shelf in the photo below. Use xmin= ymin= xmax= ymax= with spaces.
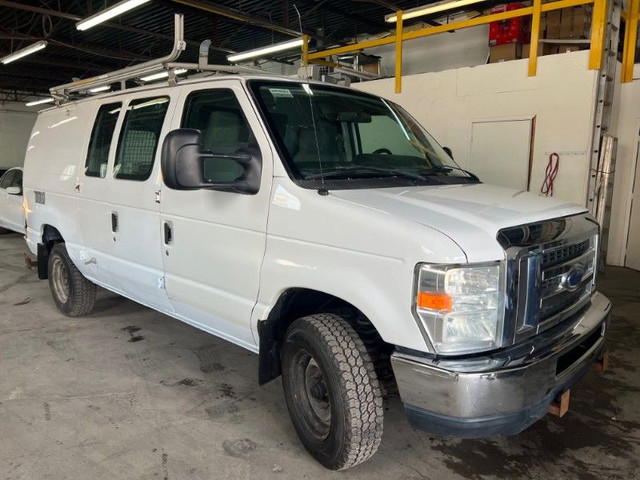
xmin=489 ymin=3 xmax=530 ymax=46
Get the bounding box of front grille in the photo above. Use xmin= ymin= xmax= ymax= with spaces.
xmin=500 ymin=214 xmax=599 ymax=343
xmin=538 ymin=240 xmax=595 ymax=329
xmin=539 ymin=285 xmax=590 ymax=320
xmin=541 ymin=239 xmax=590 ymax=268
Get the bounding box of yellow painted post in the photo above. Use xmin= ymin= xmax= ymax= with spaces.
xmin=622 ymin=0 xmax=639 ymax=82
xmin=529 ymin=0 xmax=543 ymax=77
xmin=621 ymin=6 xmax=632 ymax=82
xmin=302 ymin=34 xmax=309 ymax=67
xmin=589 ymin=0 xmax=608 ymax=70
xmin=395 ymin=11 xmax=403 ymax=94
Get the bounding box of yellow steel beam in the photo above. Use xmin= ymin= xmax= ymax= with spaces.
xmin=541 ymin=0 xmax=593 ymax=11
xmin=403 ymin=7 xmax=534 ymax=41
xmin=302 ymin=34 xmax=309 ymax=67
xmin=395 ymin=11 xmax=403 ymax=94
xmin=622 ymin=0 xmax=639 ymax=83
xmin=589 ymin=0 xmax=607 ymax=70
xmin=529 ymin=0 xmax=543 ymax=77
xmin=621 ymin=9 xmax=631 ymax=82
xmin=308 ymin=0 xmax=594 ymax=61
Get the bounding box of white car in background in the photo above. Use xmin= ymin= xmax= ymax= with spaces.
xmin=0 ymin=167 xmax=25 ymax=234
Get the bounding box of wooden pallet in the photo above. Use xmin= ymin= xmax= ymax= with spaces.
xmin=592 ymin=349 xmax=610 ymax=372
xmin=548 ymin=390 xmax=571 ymax=417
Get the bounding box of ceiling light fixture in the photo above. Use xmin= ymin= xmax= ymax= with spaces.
xmin=1 ymin=41 xmax=47 ymax=65
xmin=25 ymin=97 xmax=54 ymax=107
xmin=385 ymin=0 xmax=487 ymax=23
xmin=89 ymin=85 xmax=111 ymax=93
xmin=77 ymin=0 xmax=152 ymax=31
xmin=140 ymin=68 xmax=187 ymax=82
xmin=227 ymin=38 xmax=304 ymax=63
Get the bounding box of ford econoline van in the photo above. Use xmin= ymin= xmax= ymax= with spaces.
xmin=23 ymin=67 xmax=609 ymax=470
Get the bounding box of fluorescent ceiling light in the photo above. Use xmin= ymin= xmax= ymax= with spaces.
xmin=25 ymin=97 xmax=54 ymax=107
xmin=385 ymin=0 xmax=487 ymax=23
xmin=130 ymin=98 xmax=169 ymax=110
xmin=1 ymin=41 xmax=47 ymax=65
xmin=77 ymin=0 xmax=152 ymax=31
xmin=89 ymin=85 xmax=111 ymax=93
xmin=227 ymin=38 xmax=303 ymax=63
xmin=140 ymin=68 xmax=187 ymax=82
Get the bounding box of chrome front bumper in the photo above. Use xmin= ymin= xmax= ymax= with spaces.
xmin=391 ymin=291 xmax=611 ymax=437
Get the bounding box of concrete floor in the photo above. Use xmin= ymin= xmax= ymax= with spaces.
xmin=0 ymin=232 xmax=638 ymax=480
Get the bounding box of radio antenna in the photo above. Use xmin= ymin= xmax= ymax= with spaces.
xmin=293 ymin=5 xmax=327 ymax=195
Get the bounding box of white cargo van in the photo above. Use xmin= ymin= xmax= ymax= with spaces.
xmin=23 ymin=64 xmax=610 ymax=469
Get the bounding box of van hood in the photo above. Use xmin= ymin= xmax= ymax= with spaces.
xmin=330 ymin=183 xmax=587 ymax=262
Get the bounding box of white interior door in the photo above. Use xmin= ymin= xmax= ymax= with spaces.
xmin=624 ymin=122 xmax=640 ymax=271
xmin=469 ymin=119 xmax=533 ymax=190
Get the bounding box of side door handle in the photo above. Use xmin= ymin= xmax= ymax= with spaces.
xmin=164 ymin=221 xmax=173 ymax=244
xmin=111 ymin=212 xmax=118 ymax=232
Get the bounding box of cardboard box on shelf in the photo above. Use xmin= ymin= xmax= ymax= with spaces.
xmin=545 ymin=6 xmax=592 ymax=39
xmin=546 ymin=10 xmax=561 ymax=38
xmin=489 ymin=43 xmax=523 ymax=63
xmin=522 ymin=42 xmax=558 ymax=58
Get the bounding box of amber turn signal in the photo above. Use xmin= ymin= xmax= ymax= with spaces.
xmin=417 ymin=292 xmax=452 ymax=312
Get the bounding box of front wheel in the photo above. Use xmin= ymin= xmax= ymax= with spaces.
xmin=281 ymin=313 xmax=384 ymax=470
xmin=48 ymin=243 xmax=96 ymax=317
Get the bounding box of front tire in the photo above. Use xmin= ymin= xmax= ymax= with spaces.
xmin=48 ymin=243 xmax=96 ymax=317
xmin=281 ymin=313 xmax=384 ymax=470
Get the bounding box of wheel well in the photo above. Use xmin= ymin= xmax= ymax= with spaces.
xmin=258 ymin=288 xmax=395 ymax=390
xmin=37 ymin=225 xmax=63 ymax=279
xmin=42 ymin=224 xmax=63 ymax=250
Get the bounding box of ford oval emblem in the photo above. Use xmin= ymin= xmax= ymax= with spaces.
xmin=562 ymin=263 xmax=585 ymax=292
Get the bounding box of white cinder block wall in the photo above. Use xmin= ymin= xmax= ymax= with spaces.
xmin=353 ymin=51 xmax=599 ymax=207
xmin=0 ymin=102 xmax=37 ymax=169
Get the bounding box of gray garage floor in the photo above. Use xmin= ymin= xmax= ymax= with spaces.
xmin=0 ymin=232 xmax=638 ymax=480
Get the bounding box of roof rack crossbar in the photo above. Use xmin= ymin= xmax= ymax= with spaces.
xmin=50 ymin=14 xmax=186 ymax=101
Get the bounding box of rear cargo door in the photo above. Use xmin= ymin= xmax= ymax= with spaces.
xmin=78 ymin=101 xmax=123 ymax=288
xmin=104 ymin=93 xmax=177 ymax=313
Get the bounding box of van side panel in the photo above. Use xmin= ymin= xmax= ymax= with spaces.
xmin=23 ymin=104 xmax=94 ymax=259
xmin=252 ymin=180 xmax=468 ymax=353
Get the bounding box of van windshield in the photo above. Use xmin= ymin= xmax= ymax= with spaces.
xmin=248 ymin=80 xmax=478 ymax=188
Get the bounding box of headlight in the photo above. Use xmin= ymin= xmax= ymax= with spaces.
xmin=413 ymin=262 xmax=505 ymax=355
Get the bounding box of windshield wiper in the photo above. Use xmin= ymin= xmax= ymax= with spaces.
xmin=306 ymin=165 xmax=426 ymax=182
xmin=419 ymin=165 xmax=480 ymax=181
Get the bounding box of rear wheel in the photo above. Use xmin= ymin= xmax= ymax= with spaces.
xmin=48 ymin=243 xmax=96 ymax=317
xmin=281 ymin=313 xmax=383 ymax=470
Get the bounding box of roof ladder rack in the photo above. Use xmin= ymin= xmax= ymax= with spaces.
xmin=50 ymin=14 xmax=272 ymax=105
xmin=51 ymin=14 xmax=186 ymax=102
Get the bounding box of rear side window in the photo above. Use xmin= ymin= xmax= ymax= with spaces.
xmin=0 ymin=170 xmax=14 ymax=189
xmin=182 ymin=89 xmax=253 ymax=183
xmin=114 ymin=97 xmax=169 ymax=181
xmin=86 ymin=102 xmax=121 ymax=178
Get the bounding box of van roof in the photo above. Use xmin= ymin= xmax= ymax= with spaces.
xmin=39 ymin=73 xmax=355 ymax=113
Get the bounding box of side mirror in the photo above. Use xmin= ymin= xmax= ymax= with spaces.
xmin=6 ymin=186 xmax=21 ymax=196
xmin=443 ymin=146 xmax=454 ymax=159
xmin=161 ymin=128 xmax=261 ymax=195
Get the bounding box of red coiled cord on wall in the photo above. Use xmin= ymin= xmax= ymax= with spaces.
xmin=540 ymin=152 xmax=559 ymax=196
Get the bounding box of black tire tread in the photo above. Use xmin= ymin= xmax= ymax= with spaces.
xmin=290 ymin=313 xmax=384 ymax=470
xmin=49 ymin=243 xmax=96 ymax=317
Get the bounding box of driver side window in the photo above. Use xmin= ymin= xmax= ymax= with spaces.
xmin=182 ymin=89 xmax=255 ymax=183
